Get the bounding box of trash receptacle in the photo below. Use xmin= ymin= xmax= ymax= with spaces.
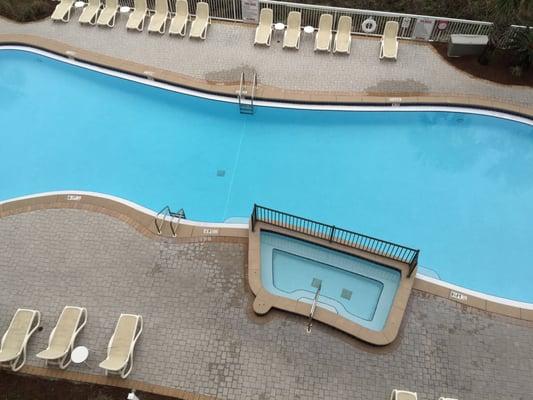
xmin=447 ymin=34 xmax=489 ymax=57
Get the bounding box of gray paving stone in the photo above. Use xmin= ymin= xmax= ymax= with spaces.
xmin=0 ymin=208 xmax=532 ymax=400
xmin=0 ymin=15 xmax=531 ymax=107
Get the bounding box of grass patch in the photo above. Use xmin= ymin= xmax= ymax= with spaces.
xmin=0 ymin=0 xmax=56 ymax=23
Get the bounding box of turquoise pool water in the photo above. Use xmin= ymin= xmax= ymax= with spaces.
xmin=261 ymin=232 xmax=401 ymax=331
xmin=1 ymin=49 xmax=533 ymax=303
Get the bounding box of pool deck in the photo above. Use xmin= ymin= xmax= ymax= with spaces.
xmin=0 ymin=14 xmax=532 ymax=116
xmin=1 ymin=206 xmax=533 ymax=399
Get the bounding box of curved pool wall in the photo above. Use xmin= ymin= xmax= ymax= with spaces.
xmin=260 ymin=231 xmax=401 ymax=331
xmin=1 ymin=47 xmax=533 ymax=304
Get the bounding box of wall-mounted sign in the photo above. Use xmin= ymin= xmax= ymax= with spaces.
xmin=412 ymin=18 xmax=435 ymax=40
xmin=401 ymin=17 xmax=411 ymax=29
xmin=241 ymin=0 xmax=259 ymax=23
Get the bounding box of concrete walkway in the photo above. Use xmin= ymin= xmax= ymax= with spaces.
xmin=0 ymin=15 xmax=532 ymax=107
xmin=1 ymin=208 xmax=532 ymax=400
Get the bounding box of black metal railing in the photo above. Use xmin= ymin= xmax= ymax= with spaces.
xmin=251 ymin=204 xmax=420 ymax=277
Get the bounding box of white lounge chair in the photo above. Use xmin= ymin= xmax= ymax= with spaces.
xmin=391 ymin=389 xmax=418 ymax=400
xmin=97 ymin=0 xmax=119 ymax=27
xmin=314 ymin=13 xmax=332 ymax=51
xmin=126 ymin=0 xmax=148 ymax=31
xmin=333 ymin=15 xmax=352 ymax=54
xmin=51 ymin=0 xmax=75 ymax=22
xmin=169 ymin=0 xmax=189 ymax=36
xmin=99 ymin=314 xmax=143 ymax=378
xmin=36 ymin=306 xmax=87 ymax=369
xmin=0 ymin=309 xmax=41 ymax=372
xmin=380 ymin=20 xmax=399 ymax=60
xmin=283 ymin=11 xmax=301 ymax=49
xmin=189 ymin=2 xmax=210 ymax=39
xmin=254 ymin=8 xmax=273 ymax=46
xmin=148 ymin=0 xmax=170 ymax=34
xmin=79 ymin=0 xmax=101 ymax=25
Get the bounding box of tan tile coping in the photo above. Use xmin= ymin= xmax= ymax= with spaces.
xmin=413 ymin=276 xmax=533 ymax=322
xmin=0 ymin=192 xmax=248 ymax=241
xmin=0 ymin=33 xmax=531 ymax=118
xmin=248 ymin=222 xmax=416 ymax=346
xmin=16 ymin=365 xmax=215 ymax=399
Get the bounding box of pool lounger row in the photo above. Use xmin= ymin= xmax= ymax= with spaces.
xmin=51 ymin=0 xmax=211 ymax=40
xmin=0 ymin=307 xmax=142 ymax=378
xmin=391 ymin=389 xmax=458 ymax=400
xmin=254 ymin=9 xmax=399 ymax=59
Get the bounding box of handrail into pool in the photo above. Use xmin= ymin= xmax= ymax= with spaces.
xmin=251 ymin=204 xmax=420 ymax=276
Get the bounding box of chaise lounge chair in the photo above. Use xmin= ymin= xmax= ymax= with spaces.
xmin=79 ymin=0 xmax=101 ymax=25
xmin=51 ymin=0 xmax=75 ymax=22
xmin=380 ymin=20 xmax=399 ymax=60
xmin=169 ymin=0 xmax=189 ymax=36
xmin=0 ymin=309 xmax=41 ymax=372
xmin=333 ymin=15 xmax=352 ymax=54
xmin=254 ymin=8 xmax=273 ymax=46
xmin=283 ymin=11 xmax=301 ymax=49
xmin=189 ymin=2 xmax=210 ymax=40
xmin=99 ymin=314 xmax=143 ymax=378
xmin=391 ymin=389 xmax=418 ymax=400
xmin=126 ymin=0 xmax=148 ymax=31
xmin=36 ymin=306 xmax=88 ymax=369
xmin=314 ymin=13 xmax=333 ymax=51
xmin=148 ymin=0 xmax=170 ymax=34
xmin=97 ymin=0 xmax=119 ymax=27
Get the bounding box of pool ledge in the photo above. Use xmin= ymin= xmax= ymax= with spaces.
xmin=413 ymin=275 xmax=533 ymax=322
xmin=2 ymin=192 xmax=532 ymax=324
xmin=248 ymin=222 xmax=416 ymax=346
xmin=0 ymin=191 xmax=249 ymax=241
xmin=0 ymin=36 xmax=532 ymax=119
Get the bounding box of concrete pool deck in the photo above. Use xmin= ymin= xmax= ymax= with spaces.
xmin=1 ymin=206 xmax=533 ymax=399
xmin=0 ymin=15 xmax=532 ymax=117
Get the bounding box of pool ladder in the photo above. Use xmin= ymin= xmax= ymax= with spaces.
xmin=154 ymin=206 xmax=186 ymax=237
xmin=306 ymin=284 xmax=322 ymax=333
xmin=238 ymin=72 xmax=257 ymax=115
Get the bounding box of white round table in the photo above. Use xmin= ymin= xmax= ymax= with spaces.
xmin=119 ymin=6 xmax=131 ymax=13
xmin=274 ymin=22 xmax=285 ymax=43
xmin=71 ymin=346 xmax=89 ymax=364
xmin=303 ymin=25 xmax=314 ymax=34
xmin=74 ymin=1 xmax=86 ymax=8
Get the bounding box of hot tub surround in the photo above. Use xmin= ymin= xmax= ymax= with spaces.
xmin=248 ymin=222 xmax=417 ymax=345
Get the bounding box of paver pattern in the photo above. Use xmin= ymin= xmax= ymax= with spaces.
xmin=0 ymin=15 xmax=532 ymax=107
xmin=0 ymin=208 xmax=532 ymax=400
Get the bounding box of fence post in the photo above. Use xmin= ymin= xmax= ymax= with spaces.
xmin=251 ymin=204 xmax=257 ymax=231
xmin=407 ymin=250 xmax=419 ymax=277
xmin=329 ymin=225 xmax=335 ymax=242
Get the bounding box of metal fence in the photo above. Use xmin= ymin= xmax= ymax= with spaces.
xmin=69 ymin=0 xmax=509 ymax=42
xmin=68 ymin=0 xmax=529 ymax=42
xmin=251 ymin=204 xmax=420 ymax=276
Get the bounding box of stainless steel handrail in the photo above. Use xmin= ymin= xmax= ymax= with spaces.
xmin=306 ymin=284 xmax=322 ymax=333
xmin=154 ymin=206 xmax=185 ymax=237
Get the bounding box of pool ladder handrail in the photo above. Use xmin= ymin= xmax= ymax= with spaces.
xmin=306 ymin=284 xmax=322 ymax=333
xmin=238 ymin=72 xmax=257 ymax=115
xmin=154 ymin=206 xmax=186 ymax=237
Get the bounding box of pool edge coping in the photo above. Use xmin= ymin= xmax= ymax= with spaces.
xmin=1 ymin=192 xmax=532 ymax=325
xmin=0 ymin=38 xmax=532 ymax=120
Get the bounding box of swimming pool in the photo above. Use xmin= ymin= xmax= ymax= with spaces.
xmin=1 ymin=48 xmax=532 ymax=303
xmin=260 ymin=232 xmax=401 ymax=331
